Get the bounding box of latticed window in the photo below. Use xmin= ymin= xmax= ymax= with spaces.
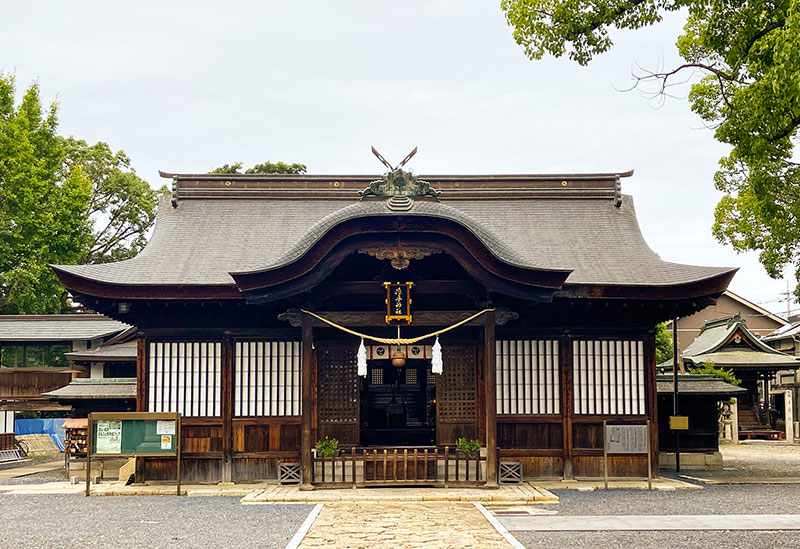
xmin=234 ymin=341 xmax=301 ymax=417
xmin=148 ymin=341 xmax=222 ymax=417
xmin=496 ymin=340 xmax=560 ymax=415
xmin=572 ymin=339 xmax=645 ymax=415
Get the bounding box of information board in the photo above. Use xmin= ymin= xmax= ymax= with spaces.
xmin=92 ymin=418 xmax=177 ymax=454
xmin=605 ymin=424 xmax=649 ymax=454
xmin=86 ymin=412 xmax=181 ymax=497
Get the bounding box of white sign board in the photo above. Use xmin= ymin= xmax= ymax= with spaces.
xmin=605 ymin=424 xmax=648 ymax=454
xmin=156 ymin=420 xmax=176 ymax=435
xmin=95 ymin=420 xmax=122 ymax=454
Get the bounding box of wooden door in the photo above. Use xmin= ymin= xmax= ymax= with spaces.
xmin=437 ymin=346 xmax=478 ymax=444
xmin=317 ymin=347 xmax=359 ymax=445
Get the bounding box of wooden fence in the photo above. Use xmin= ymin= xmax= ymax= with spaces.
xmin=312 ymin=446 xmax=486 ymax=487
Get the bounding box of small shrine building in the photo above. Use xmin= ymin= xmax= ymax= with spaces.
xmin=52 ymin=167 xmax=736 ymax=485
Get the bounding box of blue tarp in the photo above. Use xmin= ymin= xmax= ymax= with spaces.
xmin=14 ymin=418 xmax=65 ymax=451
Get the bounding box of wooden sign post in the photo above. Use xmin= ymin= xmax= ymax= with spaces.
xmin=86 ymin=411 xmax=181 ymax=497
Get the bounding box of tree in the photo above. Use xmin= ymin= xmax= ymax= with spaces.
xmin=62 ymin=138 xmax=168 ymax=264
xmin=0 ymin=75 xmax=91 ymax=314
xmin=655 ymin=321 xmax=675 ymax=365
xmin=688 ymin=361 xmax=741 ymax=386
xmin=210 ymin=161 xmax=307 ymax=174
xmin=502 ymin=1 xmax=800 ymax=296
xmin=0 ymin=74 xmax=167 ymax=313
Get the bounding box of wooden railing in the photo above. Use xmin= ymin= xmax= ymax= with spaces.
xmin=312 ymin=446 xmax=486 ymax=487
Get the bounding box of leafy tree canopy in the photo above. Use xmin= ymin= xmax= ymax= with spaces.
xmin=502 ymin=1 xmax=800 ymax=295
xmin=655 ymin=321 xmax=675 ymax=365
xmin=210 ymin=161 xmax=307 ymax=175
xmin=688 ymin=361 xmax=741 ymax=386
xmin=0 ymin=74 xmax=166 ymax=313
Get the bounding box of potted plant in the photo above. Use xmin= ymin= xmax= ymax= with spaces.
xmin=456 ymin=437 xmax=480 ymax=456
xmin=315 ymin=436 xmax=339 ymax=458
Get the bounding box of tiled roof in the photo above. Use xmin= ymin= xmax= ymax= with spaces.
xmin=0 ymin=315 xmax=131 ymax=342
xmin=52 ymin=174 xmax=736 ymax=289
xmin=65 ymin=341 xmax=137 ymax=362
xmin=656 ymin=374 xmax=746 ymax=396
xmin=42 ymin=378 xmax=136 ymax=400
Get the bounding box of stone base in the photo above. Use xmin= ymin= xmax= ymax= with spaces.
xmin=659 ymin=451 xmax=722 ymax=470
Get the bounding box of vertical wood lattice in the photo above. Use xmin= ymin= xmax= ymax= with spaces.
xmin=233 ymin=341 xmax=302 ymax=417
xmin=317 ymin=348 xmax=359 ymax=424
xmin=438 ymin=347 xmax=477 ymax=423
xmin=495 ymin=340 xmax=560 ymax=415
xmin=572 ymin=339 xmax=645 ymax=415
xmin=147 ymin=341 xmax=222 ymax=417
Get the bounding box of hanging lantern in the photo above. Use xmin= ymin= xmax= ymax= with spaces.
xmin=432 ymin=336 xmax=443 ymax=374
xmin=357 ymin=338 xmax=367 ymax=377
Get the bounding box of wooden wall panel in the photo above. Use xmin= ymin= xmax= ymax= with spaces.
xmin=514 ymin=456 xmax=564 ymax=479
xmin=145 ymin=457 xmax=222 ymax=483
xmin=317 ymin=347 xmax=359 ymax=446
xmin=181 ymin=423 xmax=223 ymax=453
xmin=232 ymin=458 xmax=280 ymax=481
xmin=572 ymin=423 xmax=603 ymax=450
xmin=437 ymin=346 xmax=477 ymax=445
xmin=498 ymin=422 xmax=563 ymax=449
xmin=573 ymin=455 xmax=648 ymax=478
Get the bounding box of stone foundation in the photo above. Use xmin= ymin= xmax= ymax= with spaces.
xmin=659 ymin=451 xmax=722 ymax=470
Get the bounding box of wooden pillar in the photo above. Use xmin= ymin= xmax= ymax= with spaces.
xmin=645 ymin=332 xmax=659 ymax=477
xmin=561 ymin=333 xmax=574 ymax=480
xmin=300 ymin=315 xmax=314 ymax=490
xmin=135 ymin=335 xmax=147 ymax=483
xmin=221 ymin=334 xmax=233 ymax=483
xmin=484 ymin=310 xmax=498 ymax=488
xmin=135 ymin=335 xmax=147 ymax=412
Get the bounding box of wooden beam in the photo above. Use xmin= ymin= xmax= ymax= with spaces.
xmin=136 ymin=335 xmax=147 ymax=412
xmin=0 ymin=401 xmax=71 ymax=411
xmin=645 ymin=331 xmax=659 ymax=477
xmin=221 ymin=335 xmax=233 ymax=483
xmin=301 ymin=310 xmax=489 ymax=328
xmin=484 ymin=309 xmax=498 ymax=488
xmin=561 ymin=334 xmax=574 ymax=480
xmin=300 ymin=314 xmax=314 ymax=490
xmin=313 ymin=281 xmax=483 ymax=296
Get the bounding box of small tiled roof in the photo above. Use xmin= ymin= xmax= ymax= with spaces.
xmin=42 ymin=378 xmax=136 ymax=400
xmin=0 ymin=314 xmax=130 ymax=342
xmin=65 ymin=341 xmax=136 ymax=362
xmin=656 ymin=374 xmax=746 ymax=396
xmin=53 ymin=178 xmax=735 ymax=289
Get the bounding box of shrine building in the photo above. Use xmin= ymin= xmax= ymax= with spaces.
xmin=52 ymin=166 xmax=736 ymax=486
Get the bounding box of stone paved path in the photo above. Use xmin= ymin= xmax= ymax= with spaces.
xmin=299 ymin=502 xmax=512 ymax=548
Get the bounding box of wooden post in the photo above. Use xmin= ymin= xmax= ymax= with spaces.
xmin=176 ymin=413 xmax=182 ymax=496
xmin=484 ymin=310 xmax=498 ymax=488
xmin=220 ymin=335 xmax=233 ymax=483
xmin=645 ymin=332 xmax=659 ymax=477
xmin=561 ymin=334 xmax=574 ymax=480
xmin=602 ymin=420 xmax=608 ymax=490
xmin=135 ymin=336 xmax=147 ymax=483
xmin=300 ymin=314 xmax=314 ymax=490
xmin=85 ymin=413 xmax=93 ymax=497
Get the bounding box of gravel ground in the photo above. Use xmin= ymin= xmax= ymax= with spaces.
xmin=515 ymin=484 xmax=800 ymax=549
xmin=0 ymin=468 xmax=67 ymax=485
xmin=0 ymin=495 xmax=313 ymax=549
xmin=702 ymin=441 xmax=800 ymax=478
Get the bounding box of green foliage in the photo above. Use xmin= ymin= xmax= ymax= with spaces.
xmin=315 ymin=436 xmax=339 ymax=458
xmin=62 ymin=138 xmax=168 ymax=264
xmin=456 ymin=437 xmax=481 ymax=455
xmin=210 ymin=161 xmax=307 ymax=174
xmin=0 ymin=74 xmax=92 ymax=313
xmin=501 ymin=1 xmax=800 ymax=296
xmin=689 ymin=361 xmax=741 ymax=386
xmin=655 ymin=322 xmax=675 ymax=364
xmin=0 ymin=73 xmax=167 ymax=313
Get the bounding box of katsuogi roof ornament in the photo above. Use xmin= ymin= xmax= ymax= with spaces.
xmin=360 ymin=146 xmax=440 ymax=198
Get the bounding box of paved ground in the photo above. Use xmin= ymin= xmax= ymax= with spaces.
xmin=0 ymin=494 xmax=313 ymax=549
xmin=512 ymin=484 xmax=800 ymax=549
xmin=300 ymin=502 xmax=511 ymax=548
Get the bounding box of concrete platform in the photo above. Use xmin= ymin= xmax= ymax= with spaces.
xmin=535 ymin=477 xmax=700 ymax=491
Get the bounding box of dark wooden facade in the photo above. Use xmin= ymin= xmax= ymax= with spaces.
xmin=53 ymin=169 xmax=736 ymax=484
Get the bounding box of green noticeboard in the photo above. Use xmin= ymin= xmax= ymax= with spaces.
xmin=92 ymin=418 xmax=177 ymax=455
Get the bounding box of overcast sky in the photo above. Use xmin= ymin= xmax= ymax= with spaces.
xmin=2 ymin=2 xmax=795 ymax=318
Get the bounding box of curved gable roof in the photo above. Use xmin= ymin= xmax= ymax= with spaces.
xmin=52 ymin=172 xmax=736 ymax=299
